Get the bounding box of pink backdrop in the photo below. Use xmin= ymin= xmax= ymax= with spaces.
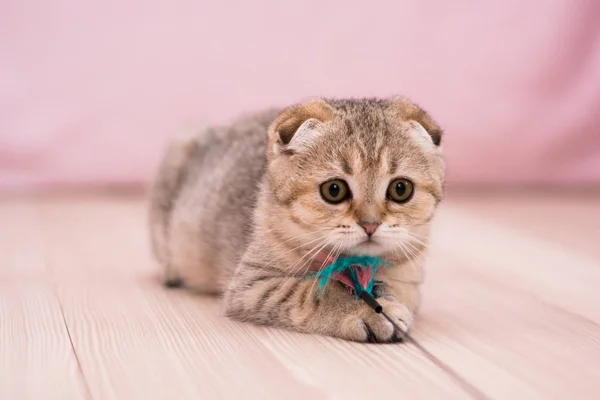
xmin=2 ymin=0 xmax=600 ymax=190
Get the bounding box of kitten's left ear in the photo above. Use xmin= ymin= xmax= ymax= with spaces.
xmin=268 ymin=99 xmax=334 ymax=156
xmin=392 ymin=97 xmax=443 ymax=146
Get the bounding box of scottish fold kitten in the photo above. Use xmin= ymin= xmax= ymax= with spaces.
xmin=149 ymin=97 xmax=444 ymax=342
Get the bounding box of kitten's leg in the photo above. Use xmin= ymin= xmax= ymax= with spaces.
xmin=148 ymin=132 xmax=199 ymax=288
xmin=224 ymin=263 xmax=416 ymax=343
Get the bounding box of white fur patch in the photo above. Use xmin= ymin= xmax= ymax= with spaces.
xmin=408 ymin=120 xmax=436 ymax=150
xmin=286 ymin=118 xmax=323 ymax=152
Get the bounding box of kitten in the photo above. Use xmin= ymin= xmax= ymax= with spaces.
xmin=149 ymin=97 xmax=444 ymax=342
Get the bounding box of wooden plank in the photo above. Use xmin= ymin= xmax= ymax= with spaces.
xmin=446 ymin=191 xmax=600 ymax=260
xmin=410 ymin=203 xmax=600 ymax=399
xmin=432 ymin=206 xmax=600 ymax=323
xmin=247 ymin=322 xmax=472 ymax=399
xmin=38 ymin=196 xmax=472 ymax=399
xmin=0 ymin=200 xmax=87 ymax=400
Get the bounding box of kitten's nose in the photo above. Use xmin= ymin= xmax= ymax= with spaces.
xmin=358 ymin=221 xmax=381 ymax=236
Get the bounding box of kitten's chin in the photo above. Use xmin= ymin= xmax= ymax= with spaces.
xmin=346 ymin=241 xmax=389 ymax=257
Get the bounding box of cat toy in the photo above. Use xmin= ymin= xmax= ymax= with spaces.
xmin=310 ymin=255 xmax=404 ymax=333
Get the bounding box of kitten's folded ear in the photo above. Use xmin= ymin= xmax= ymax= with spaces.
xmin=392 ymin=97 xmax=443 ymax=146
xmin=268 ymin=99 xmax=334 ymax=156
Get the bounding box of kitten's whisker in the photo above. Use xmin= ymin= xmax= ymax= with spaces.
xmin=307 ymin=237 xmax=347 ymax=296
xmin=275 ymin=237 xmax=332 ymax=280
xmin=266 ymin=229 xmax=328 ymax=248
xmin=284 ymin=239 xmax=333 ymax=280
xmin=394 ymin=241 xmax=425 ymax=272
xmin=306 ymin=241 xmax=340 ymax=296
xmin=263 ymin=234 xmax=330 ymax=268
xmin=394 ymin=241 xmax=412 ymax=266
xmin=404 ymin=230 xmax=429 ymax=240
xmin=390 ymin=245 xmax=404 ymax=263
xmin=392 ymin=241 xmax=410 ymax=263
xmin=404 ymin=239 xmax=426 ymax=256
xmin=391 ymin=244 xmax=415 ymax=268
xmin=286 ymin=239 xmax=331 ymax=275
xmin=401 ymin=240 xmax=420 ymax=259
xmin=405 ymin=234 xmax=429 ymax=248
xmin=277 ymin=239 xmax=328 ymax=277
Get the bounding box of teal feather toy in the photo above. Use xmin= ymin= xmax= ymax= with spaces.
xmin=311 ymin=255 xmax=390 ymax=298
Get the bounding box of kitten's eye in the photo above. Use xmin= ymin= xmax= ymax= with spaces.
xmin=320 ymin=179 xmax=349 ymax=204
xmin=387 ymin=178 xmax=414 ymax=203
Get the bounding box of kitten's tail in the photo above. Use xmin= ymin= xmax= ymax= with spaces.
xmin=148 ymin=125 xmax=207 ymax=286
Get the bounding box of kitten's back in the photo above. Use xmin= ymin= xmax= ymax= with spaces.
xmin=148 ymin=109 xmax=280 ymax=292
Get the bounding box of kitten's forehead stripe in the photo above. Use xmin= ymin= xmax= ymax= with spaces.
xmin=379 ymin=152 xmax=388 ymax=175
xmin=344 ymin=119 xmax=353 ymax=136
xmin=352 ymin=150 xmax=364 ymax=175
xmin=388 ymin=156 xmax=399 ymax=176
xmin=340 ymin=157 xmax=353 ymax=175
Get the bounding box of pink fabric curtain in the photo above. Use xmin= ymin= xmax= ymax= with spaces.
xmin=2 ymin=0 xmax=600 ymax=190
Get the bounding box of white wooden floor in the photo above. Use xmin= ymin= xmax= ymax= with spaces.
xmin=1 ymin=190 xmax=599 ymax=400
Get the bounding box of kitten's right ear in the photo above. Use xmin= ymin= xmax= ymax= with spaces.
xmin=268 ymin=100 xmax=334 ymax=156
xmin=392 ymin=97 xmax=443 ymax=146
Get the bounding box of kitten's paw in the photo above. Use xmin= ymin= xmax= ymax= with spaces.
xmin=377 ymin=300 xmax=414 ymax=342
xmin=338 ymin=300 xmax=413 ymax=343
xmin=164 ymin=277 xmax=184 ymax=289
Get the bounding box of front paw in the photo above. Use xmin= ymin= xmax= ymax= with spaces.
xmin=338 ymin=299 xmax=413 ymax=343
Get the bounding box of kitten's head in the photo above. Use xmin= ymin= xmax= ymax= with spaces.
xmin=262 ymin=97 xmax=444 ymax=260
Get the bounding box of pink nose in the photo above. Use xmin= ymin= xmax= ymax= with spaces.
xmin=358 ymin=221 xmax=380 ymax=235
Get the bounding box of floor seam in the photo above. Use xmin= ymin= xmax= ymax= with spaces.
xmin=57 ymin=303 xmax=94 ymax=400
xmin=35 ymin=202 xmax=94 ymax=400
xmin=405 ymin=334 xmax=491 ymax=400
